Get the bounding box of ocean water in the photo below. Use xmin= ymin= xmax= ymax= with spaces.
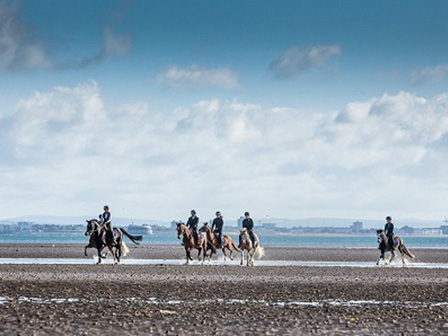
xmin=1 ymin=232 xmax=448 ymax=248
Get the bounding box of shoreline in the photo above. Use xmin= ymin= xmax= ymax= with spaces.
xmin=0 ymin=244 xmax=447 ymax=263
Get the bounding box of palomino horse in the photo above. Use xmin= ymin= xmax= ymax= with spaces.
xmin=200 ymin=223 xmax=240 ymax=261
xmin=239 ymin=228 xmax=264 ymax=266
xmin=376 ymin=229 xmax=415 ymax=266
xmin=85 ymin=219 xmax=142 ymax=264
xmin=177 ymin=223 xmax=208 ymax=265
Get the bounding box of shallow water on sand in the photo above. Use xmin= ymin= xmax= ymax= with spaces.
xmin=0 ymin=295 xmax=447 ymax=308
xmin=1 ymin=257 xmax=448 ymax=268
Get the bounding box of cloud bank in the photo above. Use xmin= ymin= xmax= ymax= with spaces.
xmin=0 ymin=1 xmax=52 ymax=71
xmin=271 ymin=44 xmax=341 ymax=78
xmin=1 ymin=82 xmax=448 ymax=220
xmin=0 ymin=2 xmax=131 ymax=72
xmin=411 ymin=64 xmax=448 ymax=85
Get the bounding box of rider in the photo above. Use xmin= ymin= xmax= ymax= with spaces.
xmin=240 ymin=211 xmax=256 ymax=247
xmin=211 ymin=211 xmax=224 ymax=247
xmin=101 ymin=205 xmax=115 ymax=245
xmin=384 ymin=216 xmax=395 ymax=250
xmin=186 ymin=209 xmax=199 ymax=244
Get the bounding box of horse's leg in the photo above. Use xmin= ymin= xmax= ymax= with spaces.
xmin=108 ymin=245 xmax=117 ymax=264
xmin=376 ymin=253 xmax=382 ymax=266
xmin=250 ymin=249 xmax=255 ymax=266
xmin=84 ymin=245 xmax=89 ymax=257
xmin=222 ymin=247 xmax=227 ymax=262
xmin=202 ymin=244 xmax=207 ymax=265
xmin=197 ymin=247 xmax=202 ymax=261
xmin=96 ymin=248 xmax=102 ymax=264
xmin=228 ymin=245 xmax=234 ymax=261
xmin=185 ymin=249 xmax=190 ymax=265
xmin=240 ymin=249 xmax=244 ymax=266
xmin=388 ymin=250 xmax=395 ymax=265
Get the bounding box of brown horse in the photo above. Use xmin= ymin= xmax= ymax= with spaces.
xmin=200 ymin=223 xmax=240 ymax=261
xmin=85 ymin=219 xmax=142 ymax=264
xmin=376 ymin=229 xmax=415 ymax=266
xmin=176 ymin=223 xmax=208 ymax=265
xmin=239 ymin=228 xmax=264 ymax=266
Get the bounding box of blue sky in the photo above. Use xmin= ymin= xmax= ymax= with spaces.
xmin=1 ymin=0 xmax=448 ymax=222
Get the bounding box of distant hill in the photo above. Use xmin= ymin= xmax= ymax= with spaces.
xmin=1 ymin=215 xmax=170 ymax=226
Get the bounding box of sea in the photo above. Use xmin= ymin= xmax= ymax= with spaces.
xmin=1 ymin=232 xmax=448 ymax=248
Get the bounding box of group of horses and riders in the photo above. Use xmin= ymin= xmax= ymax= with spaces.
xmin=84 ymin=206 xmax=414 ymax=266
xmin=176 ymin=210 xmax=264 ymax=266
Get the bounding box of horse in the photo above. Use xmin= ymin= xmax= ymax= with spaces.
xmin=239 ymin=228 xmax=264 ymax=266
xmin=176 ymin=223 xmax=208 ymax=265
xmin=199 ymin=223 xmax=240 ymax=261
xmin=376 ymin=229 xmax=415 ymax=266
xmin=84 ymin=219 xmax=142 ymax=264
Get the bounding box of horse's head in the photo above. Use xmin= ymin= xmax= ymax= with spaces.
xmin=85 ymin=219 xmax=99 ymax=236
xmin=376 ymin=229 xmax=385 ymax=243
xmin=199 ymin=223 xmax=210 ymax=233
xmin=176 ymin=222 xmax=185 ymax=239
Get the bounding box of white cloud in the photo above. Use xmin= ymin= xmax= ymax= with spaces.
xmin=1 ymin=83 xmax=448 ymax=221
xmin=411 ymin=64 xmax=448 ymax=84
xmin=156 ymin=65 xmax=239 ymax=89
xmin=271 ymin=44 xmax=341 ymax=78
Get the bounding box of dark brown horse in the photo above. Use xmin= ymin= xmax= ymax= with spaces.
xmin=200 ymin=223 xmax=240 ymax=261
xmin=376 ymin=229 xmax=415 ymax=266
xmin=85 ymin=219 xmax=142 ymax=264
xmin=176 ymin=223 xmax=208 ymax=265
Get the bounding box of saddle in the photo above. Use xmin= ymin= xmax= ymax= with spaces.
xmin=196 ymin=232 xmax=204 ymax=244
xmin=221 ymin=236 xmax=227 ymax=246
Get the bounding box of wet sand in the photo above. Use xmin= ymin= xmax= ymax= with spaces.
xmin=0 ymin=244 xmax=448 ymax=335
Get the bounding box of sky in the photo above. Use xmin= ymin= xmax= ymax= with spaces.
xmin=1 ymin=0 xmax=448 ymax=222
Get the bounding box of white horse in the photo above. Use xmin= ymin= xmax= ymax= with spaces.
xmin=239 ymin=228 xmax=264 ymax=266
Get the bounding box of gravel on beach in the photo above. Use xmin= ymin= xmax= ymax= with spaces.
xmin=0 ymin=244 xmax=447 ymax=335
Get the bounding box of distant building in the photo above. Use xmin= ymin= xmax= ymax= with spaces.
xmin=420 ymin=228 xmax=442 ymax=235
xmin=170 ymin=221 xmax=178 ymax=230
xmin=237 ymin=216 xmax=244 ymax=229
xmin=351 ymin=221 xmax=363 ymax=233
xmin=441 ymin=225 xmax=448 ymax=235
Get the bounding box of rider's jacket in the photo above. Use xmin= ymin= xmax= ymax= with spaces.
xmin=186 ymin=216 xmax=199 ymax=231
xmin=102 ymin=211 xmax=111 ymax=225
xmin=212 ymin=217 xmax=224 ymax=231
xmin=384 ymin=222 xmax=394 ymax=236
xmin=242 ymin=218 xmax=254 ymax=231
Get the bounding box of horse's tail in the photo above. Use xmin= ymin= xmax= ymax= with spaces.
xmin=232 ymin=241 xmax=241 ymax=253
xmin=401 ymin=243 xmax=415 ymax=259
xmin=119 ymin=228 xmax=143 ymax=245
xmin=255 ymin=244 xmax=265 ymax=260
xmin=121 ymin=241 xmax=130 ymax=256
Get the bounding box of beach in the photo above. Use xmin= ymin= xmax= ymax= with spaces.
xmin=0 ymin=245 xmax=447 ymax=335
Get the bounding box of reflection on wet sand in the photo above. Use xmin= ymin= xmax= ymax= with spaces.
xmin=1 ymin=257 xmax=448 ymax=268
